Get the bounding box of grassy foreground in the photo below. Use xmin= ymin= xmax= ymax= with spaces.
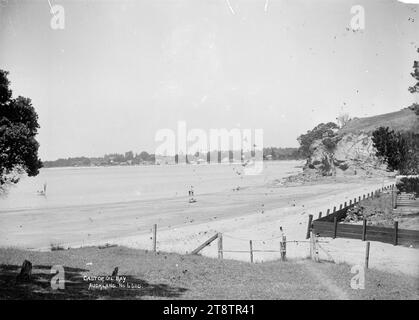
xmin=0 ymin=246 xmax=417 ymax=300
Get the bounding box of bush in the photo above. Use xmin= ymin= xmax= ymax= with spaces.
xmin=408 ymin=103 xmax=419 ymax=115
xmin=372 ymin=127 xmax=419 ymax=175
xmin=322 ymin=137 xmax=337 ymax=151
xmin=396 ymin=177 xmax=419 ymax=196
xmin=50 ymin=243 xmax=66 ymax=251
xmin=297 ymin=122 xmax=339 ymax=157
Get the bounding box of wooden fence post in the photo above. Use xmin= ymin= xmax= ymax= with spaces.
xmin=391 ymin=188 xmax=394 ymax=208
xmin=349 ymin=200 xmax=352 ymax=206
xmin=333 ymin=206 xmax=336 ymax=213
xmin=394 ymin=221 xmax=398 ymax=246
xmin=191 ymin=233 xmax=219 ymax=255
xmin=152 ymin=224 xmax=157 ymax=253
xmin=392 ymin=189 xmax=397 ymax=209
xmin=339 ymin=204 xmax=343 ymax=210
xmin=280 ymin=236 xmax=286 ymax=261
xmin=311 ymin=234 xmax=319 ymax=262
xmin=318 ymin=211 xmax=322 ymax=219
xmin=326 ymin=208 xmax=330 ymax=216
xmin=309 ymin=231 xmax=314 ymax=260
xmin=249 ymin=240 xmax=254 ymax=263
xmin=306 ymin=214 xmax=313 ymax=239
xmin=218 ymin=233 xmax=223 ymax=259
xmin=365 ymin=241 xmax=370 ymax=269
xmin=333 ymin=217 xmax=338 ymax=239
xmin=315 ymin=234 xmax=320 ymax=262
xmin=358 ymin=196 xmax=361 ymax=202
xmin=344 ymin=201 xmax=347 ymax=208
xmin=391 ymin=188 xmax=393 ymax=208
xmin=354 ymin=197 xmax=357 ymax=204
xmin=362 ymin=219 xmax=367 ymax=241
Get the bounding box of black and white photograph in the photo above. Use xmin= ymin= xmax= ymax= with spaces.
xmin=0 ymin=0 xmax=418 ymax=307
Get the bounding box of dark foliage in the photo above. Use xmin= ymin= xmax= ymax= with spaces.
xmin=396 ymin=177 xmax=419 ymax=196
xmin=297 ymin=122 xmax=339 ymax=157
xmin=408 ymin=103 xmax=419 ymax=116
xmin=43 ymin=151 xmax=156 ymax=168
xmin=408 ymin=48 xmax=419 ymax=94
xmin=322 ymin=137 xmax=337 ymax=151
xmin=263 ymin=147 xmax=302 ymax=160
xmin=0 ymin=70 xmax=42 ymax=188
xmin=372 ymin=127 xmax=419 ymax=175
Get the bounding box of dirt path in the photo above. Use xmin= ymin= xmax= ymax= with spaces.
xmin=296 ymin=260 xmax=350 ymax=300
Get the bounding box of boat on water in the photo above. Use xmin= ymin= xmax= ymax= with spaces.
xmin=37 ymin=182 xmax=47 ymax=196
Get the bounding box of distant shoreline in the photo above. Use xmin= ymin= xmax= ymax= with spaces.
xmin=41 ymin=159 xmax=305 ymax=170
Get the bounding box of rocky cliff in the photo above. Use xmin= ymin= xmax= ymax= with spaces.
xmin=304 ymin=107 xmax=419 ymax=177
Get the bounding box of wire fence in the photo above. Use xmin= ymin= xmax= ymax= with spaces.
xmin=138 ymin=217 xmax=372 ymax=266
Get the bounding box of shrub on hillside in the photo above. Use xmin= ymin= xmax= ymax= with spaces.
xmin=396 ymin=177 xmax=419 ymax=196
xmin=372 ymin=127 xmax=419 ymax=175
xmin=322 ymin=137 xmax=337 ymax=151
xmin=297 ymin=122 xmax=339 ymax=158
xmin=408 ymin=103 xmax=419 ymax=115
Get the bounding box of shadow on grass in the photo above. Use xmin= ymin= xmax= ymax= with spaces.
xmin=0 ymin=264 xmax=187 ymax=300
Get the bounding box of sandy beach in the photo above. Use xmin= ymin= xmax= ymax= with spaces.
xmin=1 ymin=165 xmax=417 ymax=278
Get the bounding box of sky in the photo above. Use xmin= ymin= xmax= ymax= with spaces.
xmin=0 ymin=0 xmax=418 ymax=160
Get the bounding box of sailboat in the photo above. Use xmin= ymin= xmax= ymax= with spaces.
xmin=37 ymin=182 xmax=47 ymax=196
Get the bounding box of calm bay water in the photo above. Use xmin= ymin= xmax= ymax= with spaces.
xmin=0 ymin=161 xmax=302 ymax=211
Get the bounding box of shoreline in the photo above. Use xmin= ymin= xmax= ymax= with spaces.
xmin=2 ymin=174 xmax=417 ymax=277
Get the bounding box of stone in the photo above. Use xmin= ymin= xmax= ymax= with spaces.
xmin=16 ymin=260 xmax=32 ymax=283
xmin=305 ymin=132 xmax=387 ymax=176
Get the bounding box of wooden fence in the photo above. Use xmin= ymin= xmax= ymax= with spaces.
xmin=307 ymin=184 xmax=419 ymax=247
xmin=190 ymin=233 xmax=290 ymax=263
xmin=146 ymin=225 xmax=302 ymax=262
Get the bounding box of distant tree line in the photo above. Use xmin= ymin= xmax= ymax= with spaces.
xmin=262 ymin=147 xmax=303 ymax=160
xmin=43 ymin=148 xmax=303 ymax=168
xmin=43 ymin=151 xmax=155 ymax=168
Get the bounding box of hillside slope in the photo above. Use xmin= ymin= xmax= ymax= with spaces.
xmin=339 ymin=107 xmax=419 ymax=136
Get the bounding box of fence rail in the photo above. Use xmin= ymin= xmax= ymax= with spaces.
xmin=307 ymin=184 xmax=419 ymax=247
xmin=189 ymin=233 xmax=292 ymax=263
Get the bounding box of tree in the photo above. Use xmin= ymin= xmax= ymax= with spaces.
xmin=336 ymin=113 xmax=351 ymax=128
xmin=139 ymin=151 xmax=151 ymax=161
xmin=0 ymin=70 xmax=42 ymax=191
xmin=408 ymin=48 xmax=419 ymax=94
xmin=124 ymin=151 xmax=134 ymax=161
xmin=408 ymin=49 xmax=419 ymax=115
xmin=297 ymin=122 xmax=339 ymax=158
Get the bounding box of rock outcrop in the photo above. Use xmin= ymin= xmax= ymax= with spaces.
xmin=304 ymin=107 xmax=419 ymax=177
xmin=305 ymin=132 xmax=387 ymax=176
